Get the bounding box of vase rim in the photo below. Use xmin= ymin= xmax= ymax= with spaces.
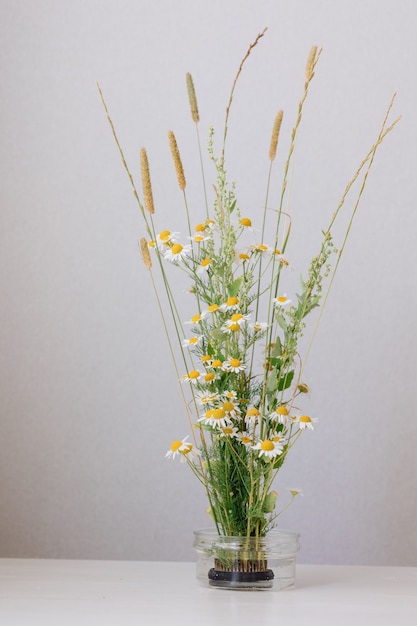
xmin=194 ymin=527 xmax=300 ymax=540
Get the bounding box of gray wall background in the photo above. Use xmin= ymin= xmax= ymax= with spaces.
xmin=1 ymin=0 xmax=416 ymax=565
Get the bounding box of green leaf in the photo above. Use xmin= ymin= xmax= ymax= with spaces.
xmin=277 ymin=370 xmax=294 ymax=392
xmin=227 ymin=277 xmax=242 ymax=297
xmin=267 ymin=369 xmax=279 ymax=394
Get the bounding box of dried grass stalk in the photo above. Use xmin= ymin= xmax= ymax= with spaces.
xmin=269 ymin=110 xmax=284 ymax=161
xmin=186 ymin=73 xmax=200 ymax=123
xmin=139 ymin=237 xmax=152 ymax=269
xmin=168 ymin=130 xmax=186 ymax=190
xmin=140 ymin=148 xmax=155 ymax=215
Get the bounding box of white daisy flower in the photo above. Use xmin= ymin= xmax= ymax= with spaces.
xmin=181 ymin=369 xmax=202 ymax=384
xmin=251 ymin=321 xmax=268 ymax=333
xmin=165 ymin=436 xmax=192 ymax=459
xmin=196 ymin=258 xmax=212 ymax=275
xmin=289 ymin=487 xmax=303 ymax=497
xmin=189 ymin=233 xmax=210 ymax=244
xmin=198 ymin=408 xmax=231 ymax=429
xmin=219 ymin=426 xmax=239 ymax=438
xmin=269 ymin=405 xmax=291 ymax=424
xmin=222 ymin=358 xmax=245 ymax=373
xmin=179 ymin=442 xmax=201 ymax=463
xmin=181 ymin=336 xmax=202 ymax=348
xmin=222 ymin=313 xmax=250 ymax=333
xmin=185 ymin=312 xmax=207 ymax=325
xmin=220 ymin=296 xmax=240 ymax=311
xmin=250 ymin=243 xmax=271 ymax=254
xmin=220 ymin=399 xmax=241 ymax=419
xmin=239 ymin=217 xmax=256 ymax=232
xmin=252 ymin=438 xmax=284 ymax=460
xmin=237 ymin=432 xmax=254 ymax=448
xmin=164 ymin=243 xmax=191 ymax=263
xmin=244 ymin=406 xmax=262 ymax=425
xmin=205 ymin=303 xmax=220 ymax=314
xmin=297 ymin=415 xmax=318 ymax=430
xmin=156 ymin=229 xmax=179 ymax=250
xmin=195 ymin=393 xmax=219 ymax=405
xmin=273 ymin=294 xmax=291 ymax=308
xmin=221 ymin=390 xmax=237 ymax=401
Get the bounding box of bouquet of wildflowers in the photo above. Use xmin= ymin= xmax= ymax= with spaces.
xmin=99 ymin=30 xmax=398 ymax=539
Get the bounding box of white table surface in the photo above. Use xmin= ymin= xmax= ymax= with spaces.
xmin=0 ymin=559 xmax=416 ymax=625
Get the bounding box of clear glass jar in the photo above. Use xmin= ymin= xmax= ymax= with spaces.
xmin=193 ymin=528 xmax=300 ymax=591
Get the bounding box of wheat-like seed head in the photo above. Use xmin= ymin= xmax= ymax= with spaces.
xmin=168 ymin=130 xmax=186 ymax=190
xmin=305 ymin=46 xmax=318 ymax=82
xmin=139 ymin=237 xmax=152 ymax=269
xmin=269 ymin=110 xmax=284 ymax=161
xmin=186 ymin=72 xmax=200 ymax=123
xmin=140 ymin=148 xmax=155 ymax=214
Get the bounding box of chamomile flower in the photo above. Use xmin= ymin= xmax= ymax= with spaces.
xmin=223 ymin=358 xmax=245 ymax=373
xmin=273 ymin=294 xmax=291 ymax=308
xmin=250 ymin=243 xmax=271 ymax=254
xmin=182 ymin=336 xmax=202 ymax=349
xmin=156 ymin=229 xmax=179 ymax=250
xmin=223 ymin=313 xmax=250 ymax=333
xmin=189 ymin=233 xmax=210 ymax=244
xmin=297 ymin=415 xmax=318 ymax=430
xmin=251 ymin=321 xmax=268 ymax=333
xmin=245 ymin=406 xmax=262 ymax=425
xmin=201 ymin=354 xmax=212 ymax=365
xmin=220 ymin=399 xmax=241 ymax=419
xmin=198 ymin=408 xmax=231 ymax=429
xmin=237 ymin=252 xmax=250 ymax=264
xmin=239 ymin=217 xmax=255 ymax=232
xmin=203 ymin=371 xmax=216 ymax=383
xmin=165 ymin=437 xmax=192 ymax=459
xmin=219 ymin=425 xmax=239 ymax=438
xmin=206 ymin=303 xmax=220 ymax=314
xmin=197 ymin=258 xmax=212 ymax=274
xmin=220 ymin=296 xmax=240 ymax=311
xmin=164 ymin=243 xmax=191 ymax=263
xmin=269 ymin=405 xmax=291 ymax=424
xmin=252 ymin=438 xmax=284 ymax=460
xmin=179 ymin=442 xmax=201 ymax=463
xmin=195 ymin=392 xmax=219 ymax=405
xmin=181 ymin=369 xmax=202 ymax=383
xmin=185 ymin=312 xmax=207 ymax=325
xmin=237 ymin=432 xmax=253 ymax=448
xmin=221 ymin=390 xmax=237 ymax=401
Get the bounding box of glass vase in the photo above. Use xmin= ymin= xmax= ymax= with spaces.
xmin=193 ymin=528 xmax=300 ymax=591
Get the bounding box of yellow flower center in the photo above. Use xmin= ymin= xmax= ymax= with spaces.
xmin=201 ymin=355 xmax=211 ymax=362
xmin=230 ymin=313 xmax=243 ymax=322
xmin=191 ymin=314 xmax=201 ymax=323
xmin=222 ymin=427 xmax=234 ymax=435
xmin=241 ymin=436 xmax=252 ymax=444
xmin=171 ymin=243 xmax=183 ymax=255
xmin=272 ymin=435 xmax=282 ymax=442
xmin=239 ymin=253 xmax=250 ymax=261
xmin=299 ymin=415 xmax=312 ymax=423
xmin=201 ymin=258 xmax=211 ymax=267
xmin=188 ymin=370 xmax=200 ymax=379
xmin=255 ymin=244 xmax=268 ymax=252
xmin=171 ymin=440 xmax=183 ymax=452
xmin=277 ymin=295 xmax=287 ymax=303
xmin=195 ymin=223 xmax=205 ymax=232
xmin=189 ymin=337 xmax=198 ymax=344
xmin=205 ymin=409 xmax=214 ymax=419
xmin=260 ymin=440 xmax=275 ymax=452
xmin=240 ymin=217 xmax=252 ymax=227
xmin=226 ymin=296 xmax=239 ymax=307
xmin=182 ymin=444 xmax=192 ymax=455
xmin=275 ymin=406 xmax=289 ymax=415
xmin=222 ymin=401 xmax=235 ymax=413
xmin=159 ymin=230 xmax=171 ymax=241
xmin=211 ymin=359 xmax=223 ymax=368
xmin=229 ymin=358 xmax=241 ymax=369
xmin=212 ymin=408 xmax=226 ymax=420
xmin=229 ymin=323 xmax=240 ymax=332
xmin=204 ymin=372 xmax=215 ymax=382
xmin=208 ymin=304 xmax=219 ymax=312
xmin=274 ymin=248 xmax=282 ymax=255
xmin=148 ymin=240 xmax=156 ymax=248
xmin=247 ymin=408 xmax=260 ymax=418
